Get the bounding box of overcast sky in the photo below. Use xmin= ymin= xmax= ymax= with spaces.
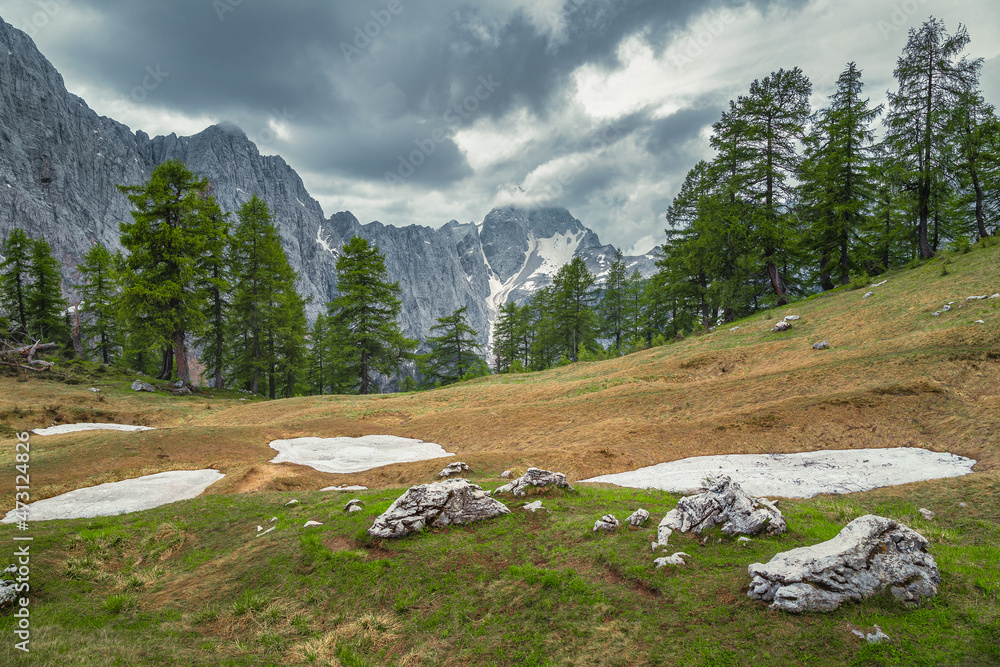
xmin=2 ymin=0 xmax=998 ymax=254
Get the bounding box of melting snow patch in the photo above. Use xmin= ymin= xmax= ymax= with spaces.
xmin=32 ymin=423 xmax=155 ymax=436
xmin=269 ymin=435 xmax=454 ymax=474
xmin=579 ymin=448 xmax=976 ymax=499
xmin=0 ymin=470 xmax=224 ymax=522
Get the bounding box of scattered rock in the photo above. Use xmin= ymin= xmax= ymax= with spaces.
xmin=269 ymin=517 xmax=278 ymax=523
xmin=439 ymin=461 xmax=472 ymax=478
xmin=172 ymin=379 xmax=185 ymax=388
xmin=344 ymin=499 xmax=363 ymax=512
xmin=654 ymin=552 xmax=690 ymax=567
xmin=130 ymin=380 xmax=155 ymax=392
xmin=593 ymin=514 xmax=620 ymax=532
xmin=303 ymin=520 xmax=323 ymax=528
xmin=869 ymin=280 xmax=888 ymax=288
xmin=991 ymin=294 xmax=1000 ymax=299
xmin=730 ymin=326 xmax=740 ymax=331
xmin=747 ymin=514 xmax=940 ymax=613
xmin=500 ymin=470 xmax=512 ymax=478
xmin=492 ymin=468 xmax=574 ymax=497
xmin=862 ymin=291 xmax=873 ymax=299
xmin=966 ymin=295 xmax=989 ymax=300
xmin=321 ymin=485 xmax=368 ymax=492
xmin=652 ymin=523 xmax=672 ymax=552
xmin=348 ymin=505 xmax=363 ymax=514
xmin=918 ymin=508 xmax=935 ymax=520
xmin=627 ymin=509 xmax=650 ymax=527
xmin=88 ymin=387 xmax=100 ymax=393
xmin=959 ymin=502 xmax=967 ymax=508
xmin=942 ymin=304 xmax=952 ymax=311
xmin=659 ymin=476 xmax=787 ymax=537
xmin=772 ymin=321 xmax=792 ymax=332
xmin=783 ymin=315 xmax=800 ymax=321
xmin=170 ymin=386 xmax=193 ymax=396
xmin=0 ymin=581 xmax=16 ymax=611
xmin=866 ymin=626 xmax=891 ymax=644
xmin=812 ymin=341 xmax=829 ymax=350
xmin=367 ymin=479 xmax=510 ymax=539
xmin=284 ymin=499 xmax=299 ymax=507
xmin=256 ymin=526 xmax=275 ymax=537
xmin=931 ymin=312 xmax=941 ymax=317
xmin=738 ymin=536 xmax=753 ymax=546
xmin=523 ymin=500 xmax=545 ymax=512
xmin=974 ymin=320 xmax=985 ymax=325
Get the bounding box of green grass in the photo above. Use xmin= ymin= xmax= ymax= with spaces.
xmin=0 ymin=475 xmax=997 ymax=665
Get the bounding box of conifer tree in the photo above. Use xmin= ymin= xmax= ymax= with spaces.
xmin=326 ymin=236 xmax=416 ymax=394
xmin=194 ymin=191 xmax=231 ymax=388
xmin=884 ymin=18 xmax=982 ymax=258
xmin=950 ymin=89 xmax=998 ymax=240
xmin=0 ymin=229 xmax=32 ymax=340
xmin=419 ymin=306 xmax=483 ymax=386
xmin=118 ymin=160 xmax=226 ymax=384
xmin=599 ymin=248 xmax=629 ymax=352
xmin=78 ymin=243 xmax=119 ymax=364
xmin=25 ymin=238 xmax=68 ymax=344
xmin=550 ymin=257 xmax=598 ymax=362
xmin=307 ymin=313 xmax=331 ymax=395
xmin=491 ymin=301 xmax=521 ymax=374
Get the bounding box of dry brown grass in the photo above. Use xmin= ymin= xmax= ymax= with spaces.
xmin=1 ymin=245 xmax=998 ymax=512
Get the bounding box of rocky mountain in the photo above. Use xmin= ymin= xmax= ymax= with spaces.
xmin=0 ymin=17 xmax=656 ymax=358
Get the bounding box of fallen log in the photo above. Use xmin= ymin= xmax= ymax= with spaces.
xmin=0 ymin=342 xmax=59 ymax=362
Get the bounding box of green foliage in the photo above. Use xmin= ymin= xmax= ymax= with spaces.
xmin=0 ymin=228 xmax=32 ymax=339
xmin=326 ymin=236 xmax=416 ymax=394
xmin=78 ymin=243 xmax=120 ymax=364
xmin=418 ymin=306 xmax=485 ymax=387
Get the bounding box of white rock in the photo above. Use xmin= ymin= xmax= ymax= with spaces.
xmin=974 ymin=320 xmax=985 ymax=325
xmin=500 ymin=470 xmax=512 ymax=478
xmin=659 ymin=476 xmax=786 ymax=537
xmin=931 ymin=312 xmax=941 ymax=317
xmin=31 ymin=423 xmax=155 ymax=436
xmin=942 ymin=304 xmax=952 ymax=311
xmin=344 ymin=498 xmax=363 ymax=512
xmin=269 ymin=516 xmax=278 ymax=523
xmin=918 ymin=508 xmax=935 ymax=520
xmin=812 ymin=341 xmax=829 ymax=350
xmin=493 ymin=468 xmax=574 ymax=497
xmin=580 ymin=448 xmax=977 ymax=499
xmin=866 ymin=626 xmax=891 ymax=644
xmin=256 ymin=526 xmax=275 ymax=537
xmin=367 ymin=479 xmax=510 ymax=539
xmin=269 ymin=435 xmax=454 ymax=474
xmin=654 ymin=552 xmax=690 ymax=567
xmin=523 ymin=500 xmax=545 ymax=512
xmin=285 ymin=499 xmax=299 ymax=507
xmin=991 ymin=294 xmax=1000 ymax=299
xmin=256 ymin=525 xmax=264 ymax=532
xmin=966 ymin=295 xmax=989 ymax=300
xmin=88 ymin=387 xmax=100 ymax=393
xmin=772 ymin=321 xmax=792 ymax=332
xmin=439 ymin=461 xmax=472 ymax=478
xmin=783 ymin=315 xmax=800 ymax=321
xmin=862 ymin=292 xmax=873 ymax=299
xmin=959 ymin=502 xmax=967 ymax=508
xmin=130 ymin=380 xmax=155 ymax=392
xmin=593 ymin=514 xmax=620 ymax=532
xmin=0 ymin=470 xmax=224 ymax=523
xmin=303 ymin=521 xmax=323 ymax=528
xmin=627 ymin=509 xmax=650 ymax=527
xmin=747 ymin=515 xmax=940 ymax=613
xmin=320 ymin=485 xmax=368 ymax=492
xmin=348 ymin=505 xmax=363 ymax=514
xmin=730 ymin=326 xmax=740 ymax=331
xmin=738 ymin=536 xmax=753 ymax=546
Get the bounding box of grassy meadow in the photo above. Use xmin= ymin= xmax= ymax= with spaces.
xmin=0 ymin=240 xmax=998 ymax=665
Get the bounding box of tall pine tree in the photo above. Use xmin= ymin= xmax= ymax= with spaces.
xmin=78 ymin=243 xmax=119 ymax=364
xmin=419 ymin=306 xmax=483 ymax=386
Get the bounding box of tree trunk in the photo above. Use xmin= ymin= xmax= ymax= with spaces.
xmin=173 ymin=330 xmax=191 ymax=385
xmin=158 ymin=346 xmax=173 ymax=380
xmin=972 ymin=170 xmax=989 ymax=239
xmin=767 ymin=262 xmax=789 ymax=305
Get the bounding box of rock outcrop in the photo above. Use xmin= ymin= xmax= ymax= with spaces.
xmin=747 ymin=514 xmax=941 ymax=613
xmin=627 ymin=509 xmax=650 ymax=527
xmin=593 ymin=514 xmax=619 ymax=532
xmin=492 ymin=468 xmax=574 ymax=497
xmin=659 ymin=476 xmax=786 ymax=537
xmin=438 ymin=462 xmax=472 ymax=478
xmin=367 ymin=479 xmax=510 ymax=539
xmin=130 ymin=380 xmax=155 ymax=392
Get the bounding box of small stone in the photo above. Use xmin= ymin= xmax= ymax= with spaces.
xmin=320 ymin=485 xmax=368 ymax=492
xmin=344 ymin=498 xmax=363 ymax=512
xmin=655 ymin=525 xmax=673 ymax=549
xmin=500 ymin=470 xmax=512 ymax=478
xmin=918 ymin=508 xmax=935 ymax=520
xmin=269 ymin=516 xmax=278 ymax=523
xmin=284 ymin=499 xmax=299 ymax=507
xmin=991 ymin=294 xmax=1000 ymax=299
xmin=942 ymin=304 xmax=952 ymax=311
xmin=931 ymin=312 xmax=941 ymax=317
xmin=256 ymin=525 xmax=264 ymax=532
xmin=862 ymin=291 xmax=873 ymax=299
xmin=866 ymin=626 xmax=891 ymax=644
xmin=738 ymin=536 xmax=752 ymax=546
xmin=593 ymin=514 xmax=620 ymax=532
xmin=493 ymin=468 xmax=574 ymax=497
xmin=439 ymin=461 xmax=472 ymax=478
xmin=783 ymin=315 xmax=800 ymax=321
xmin=130 ymin=380 xmax=155 ymax=392
xmin=88 ymin=387 xmax=100 ymax=393
xmin=966 ymin=295 xmax=989 ymax=300
xmin=659 ymin=476 xmax=786 ymax=537
xmin=812 ymin=341 xmax=829 ymax=350
xmin=256 ymin=526 xmax=275 ymax=537
xmin=626 ymin=509 xmax=650 ymax=527
xmin=523 ymin=500 xmax=545 ymax=512
xmin=730 ymin=326 xmax=740 ymax=331
xmin=348 ymin=505 xmax=363 ymax=513
xmin=654 ymin=552 xmax=690 ymax=567
xmin=772 ymin=321 xmax=792 ymax=333
xmin=959 ymin=502 xmax=967 ymax=508
xmin=974 ymin=320 xmax=985 ymax=325
xmin=852 ymin=629 xmax=865 ymax=639
xmin=303 ymin=520 xmax=323 ymax=528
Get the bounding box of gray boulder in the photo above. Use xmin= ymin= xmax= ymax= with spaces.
xmin=439 ymin=462 xmax=472 ymax=478
xmin=654 ymin=552 xmax=690 ymax=567
xmin=627 ymin=509 xmax=650 ymax=527
xmin=492 ymin=467 xmax=574 ymax=497
xmin=130 ymin=380 xmax=155 ymax=392
xmin=593 ymin=514 xmax=619 ymax=532
xmin=344 ymin=498 xmax=363 ymax=512
xmin=747 ymin=514 xmax=940 ymax=613
xmin=367 ymin=479 xmax=510 ymax=539
xmin=772 ymin=321 xmax=792 ymax=332
xmin=812 ymin=341 xmax=830 ymax=350
xmin=659 ymin=476 xmax=786 ymax=537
